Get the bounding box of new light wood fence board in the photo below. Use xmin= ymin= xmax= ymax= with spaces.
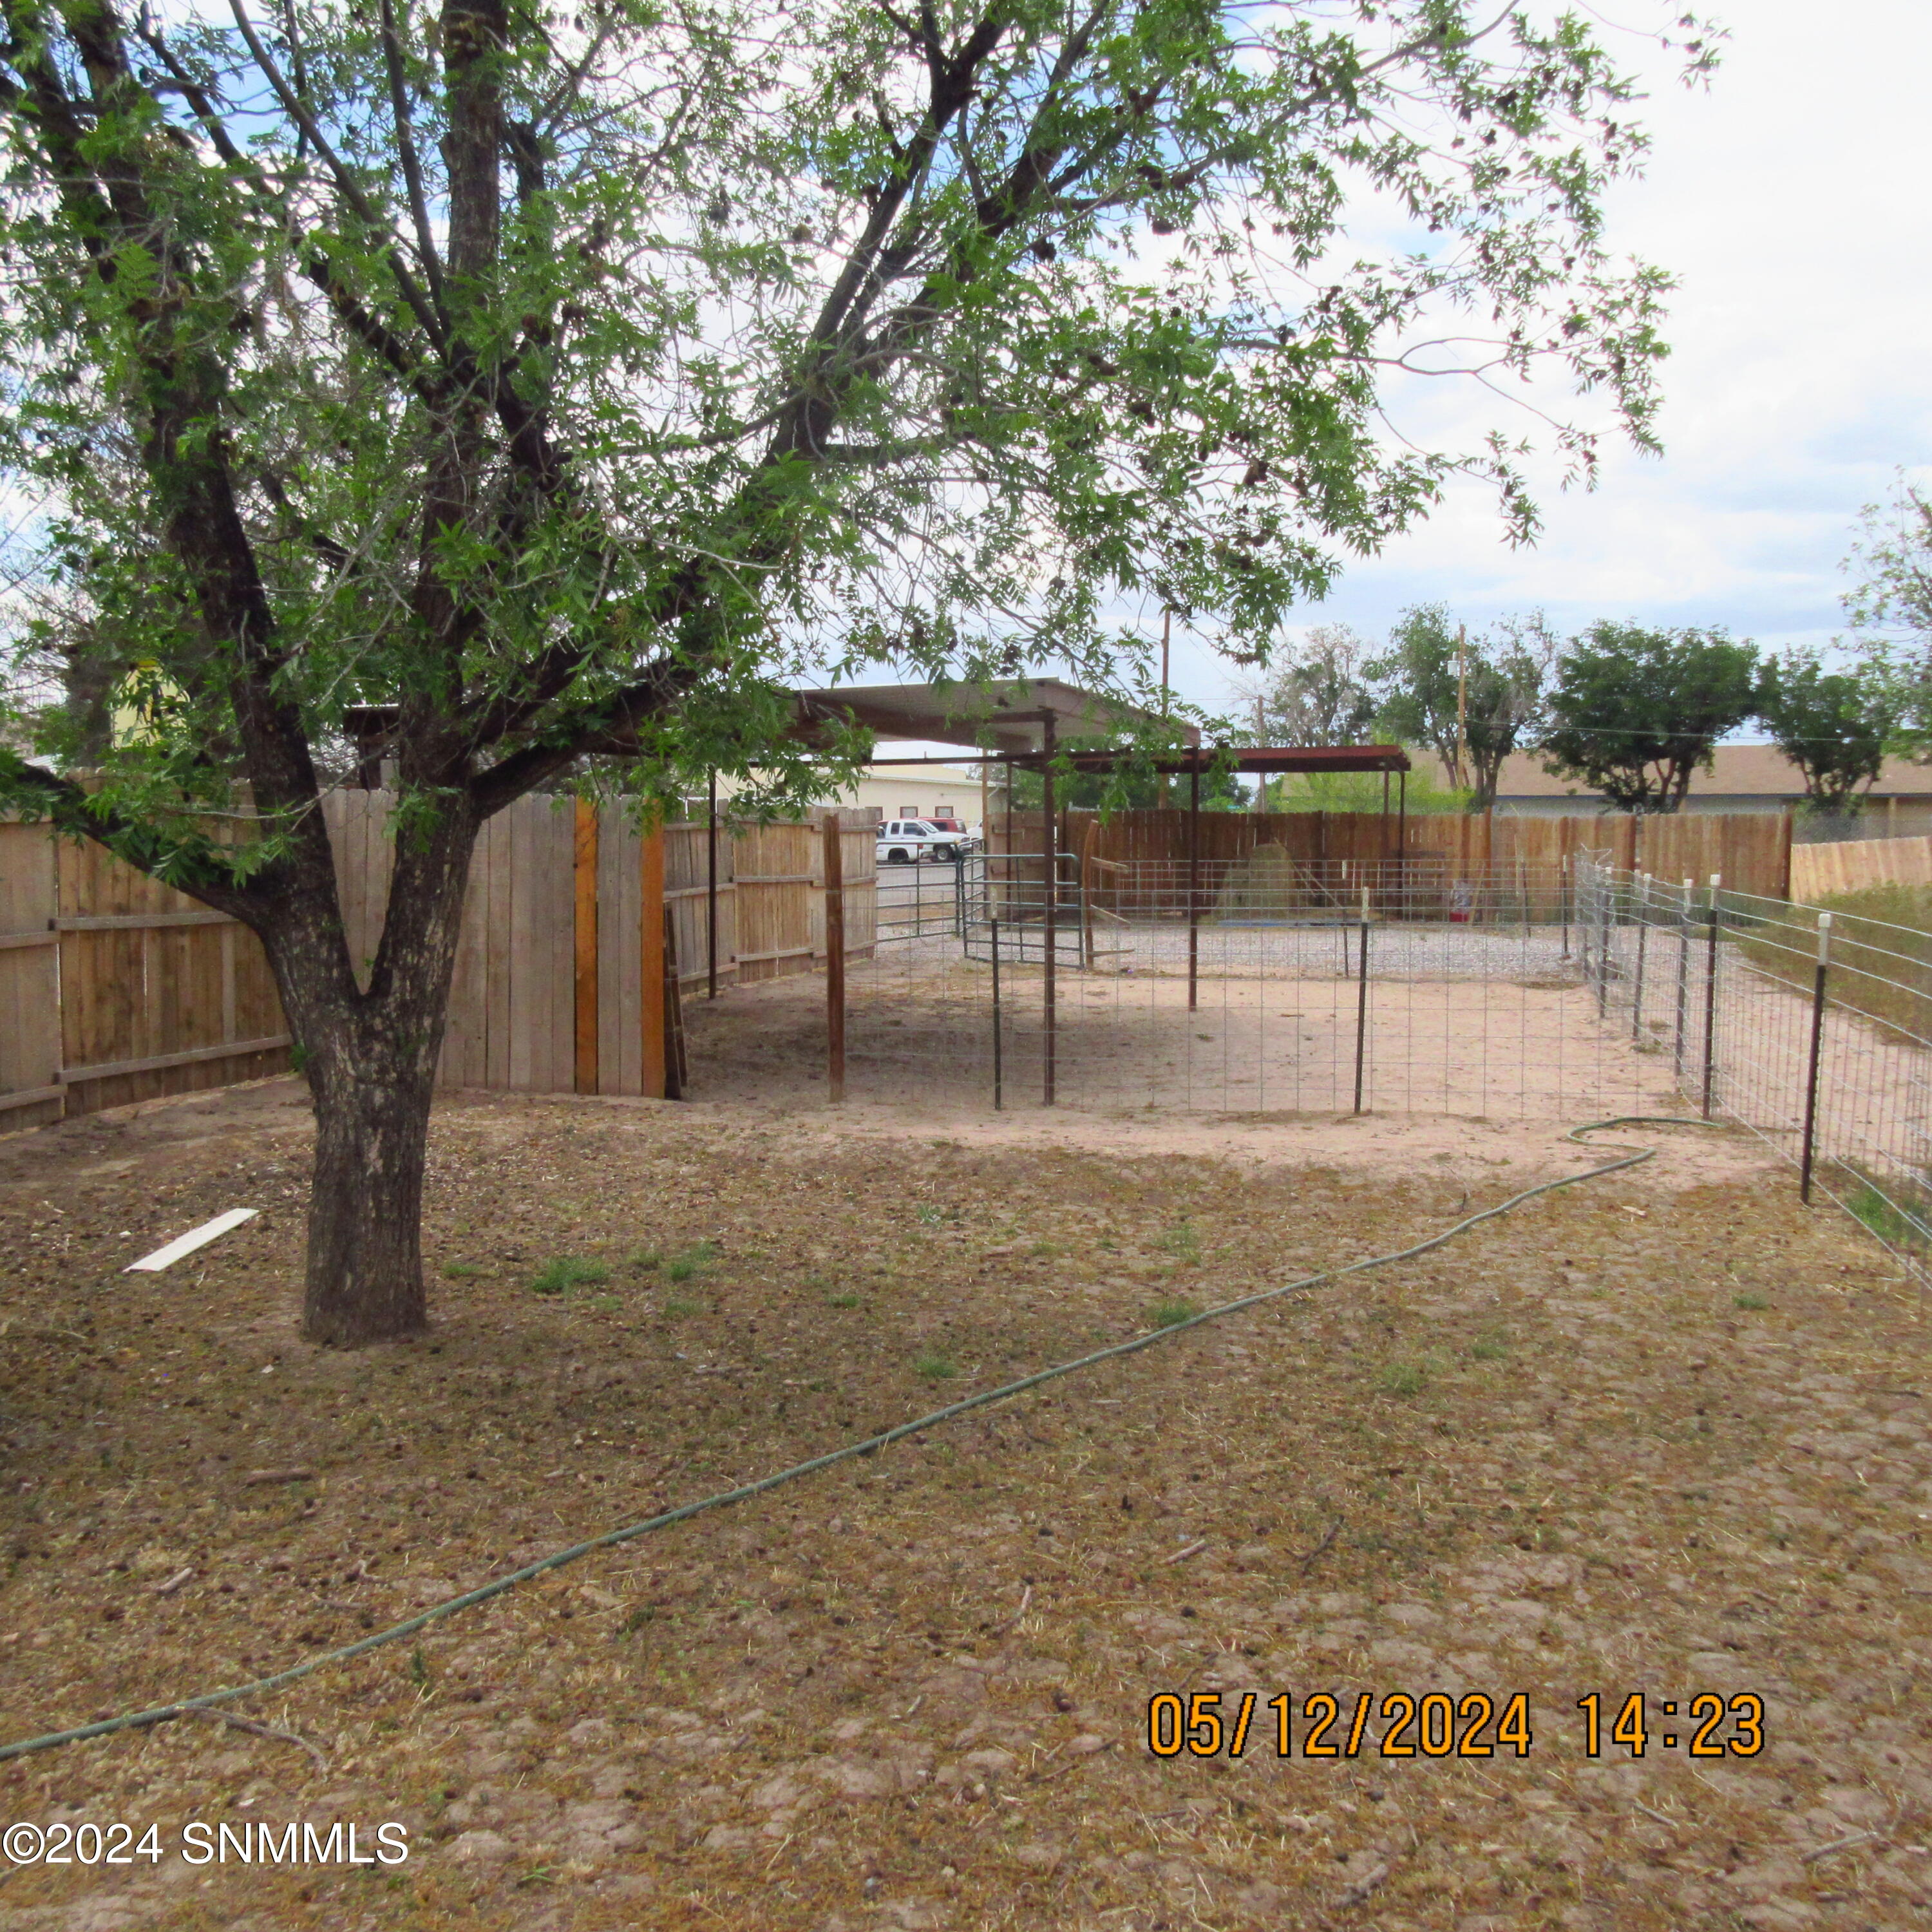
xmin=1791 ymin=834 xmax=1932 ymax=902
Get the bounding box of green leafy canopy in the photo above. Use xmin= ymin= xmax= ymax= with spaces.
xmin=0 ymin=0 xmax=1714 ymax=885
xmin=1540 ymin=620 xmax=1759 ymax=813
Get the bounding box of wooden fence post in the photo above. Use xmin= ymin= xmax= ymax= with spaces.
xmin=823 ymin=814 xmax=846 ymax=1104
xmin=573 ymin=799 xmax=599 ymax=1094
xmin=640 ymin=821 xmax=665 ymax=1098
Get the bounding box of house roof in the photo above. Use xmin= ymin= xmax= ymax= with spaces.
xmin=1428 ymin=744 xmax=1932 ymax=801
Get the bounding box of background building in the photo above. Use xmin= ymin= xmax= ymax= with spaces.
xmin=1423 ymin=746 xmax=1932 ymax=838
xmin=715 ymin=762 xmax=987 ymax=828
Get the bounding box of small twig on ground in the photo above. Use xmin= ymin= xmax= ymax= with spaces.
xmin=1633 ymin=1801 xmax=1680 ymax=1830
xmin=149 ymin=1567 xmax=193 ymax=1596
xmin=180 ymin=1707 xmax=328 ymax=1774
xmin=1298 ymin=1520 xmax=1343 ymax=1568
xmin=244 ymin=1468 xmax=314 ymax=1486
xmin=1803 ymin=1831 xmax=1881 ymax=1864
xmin=985 ymin=1584 xmax=1032 ymax=1635
xmin=1334 ymin=1860 xmax=1390 ymax=1908
xmin=1160 ymin=1539 xmax=1207 ymax=1566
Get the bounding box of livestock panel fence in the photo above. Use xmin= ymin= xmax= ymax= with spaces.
xmin=1573 ymin=857 xmax=1932 ymax=1287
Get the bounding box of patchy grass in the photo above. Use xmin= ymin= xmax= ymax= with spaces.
xmin=1734 ymin=883 xmax=1932 ymax=1045
xmin=911 ymin=1346 xmax=959 ymax=1381
xmin=528 ymin=1255 xmax=609 ymax=1296
xmin=1144 ymin=1296 xmax=1203 ymax=1330
xmin=665 ymin=1238 xmax=717 ymax=1283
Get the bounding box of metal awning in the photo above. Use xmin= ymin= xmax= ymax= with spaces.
xmin=1056 ymin=744 xmax=1411 ymax=775
xmin=788 ymin=678 xmax=1195 ymax=756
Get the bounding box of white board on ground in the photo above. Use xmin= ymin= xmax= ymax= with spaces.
xmin=124 ymin=1208 xmax=260 ymax=1273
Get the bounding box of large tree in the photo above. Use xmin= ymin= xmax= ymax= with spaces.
xmin=1253 ymin=623 xmax=1378 ymax=747
xmin=0 ymin=0 xmax=1710 ymax=1343
xmin=1541 ymin=621 xmax=1759 ymax=812
xmin=1756 ymin=650 xmax=1891 ymax=814
xmin=1369 ymin=603 xmax=1553 ymax=811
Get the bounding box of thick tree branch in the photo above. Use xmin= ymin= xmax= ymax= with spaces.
xmin=379 ymin=0 xmax=449 ymax=323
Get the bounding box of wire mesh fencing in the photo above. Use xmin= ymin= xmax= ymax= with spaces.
xmin=686 ymin=846 xmax=1932 ymax=1271
xmin=1574 ymin=857 xmax=1932 ymax=1285
xmin=690 ymin=853 xmax=1668 ymax=1127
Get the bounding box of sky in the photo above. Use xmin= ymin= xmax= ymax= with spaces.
xmin=1162 ymin=0 xmax=1932 ymax=721
xmin=882 ymin=0 xmax=1932 ymax=761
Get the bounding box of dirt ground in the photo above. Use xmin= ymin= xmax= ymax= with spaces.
xmin=1 ymin=1075 xmax=1930 ymax=1932
xmin=691 ymin=943 xmax=1683 ymax=1124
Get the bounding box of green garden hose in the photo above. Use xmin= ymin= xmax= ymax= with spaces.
xmin=0 ymin=1117 xmax=1712 ymax=1765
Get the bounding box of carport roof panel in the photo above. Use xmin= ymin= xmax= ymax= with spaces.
xmin=1059 ymin=744 xmax=1412 ymax=775
xmin=789 ymin=678 xmax=1194 ymax=754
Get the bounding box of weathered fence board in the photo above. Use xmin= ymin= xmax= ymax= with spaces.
xmin=0 ymin=822 xmax=62 ymax=1128
xmin=57 ymin=826 xmax=289 ymax=1116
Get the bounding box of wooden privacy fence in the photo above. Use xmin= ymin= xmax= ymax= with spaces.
xmin=330 ymin=795 xmax=873 ymax=1095
xmin=663 ymin=811 xmax=875 ymax=996
xmin=992 ymin=808 xmax=1794 ymax=903
xmin=1790 ymin=834 xmax=1932 ymax=902
xmin=0 ymin=819 xmax=292 ymax=1132
xmin=0 ymin=795 xmax=875 ymax=1124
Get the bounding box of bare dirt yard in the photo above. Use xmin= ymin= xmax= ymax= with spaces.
xmin=1 ymin=1074 xmax=1930 ymax=1932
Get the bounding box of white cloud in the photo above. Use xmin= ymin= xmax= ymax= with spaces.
xmin=1182 ymin=0 xmax=1932 ymax=707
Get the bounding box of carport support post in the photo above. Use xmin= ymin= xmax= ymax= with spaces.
xmin=1353 ymin=885 xmax=1371 ymax=1113
xmin=1701 ymin=872 xmax=1722 ymax=1119
xmin=1397 ymin=767 xmax=1407 ymax=917
xmin=824 ymin=815 xmax=846 ymax=1104
xmin=990 ymin=919 xmax=1003 ymax=1110
xmin=640 ymin=822 xmax=667 ymax=1099
xmin=1042 ymin=715 xmax=1057 ymax=1106
xmin=1187 ymin=757 xmax=1200 ymax=1012
xmin=1800 ymin=913 xmax=1832 ymax=1202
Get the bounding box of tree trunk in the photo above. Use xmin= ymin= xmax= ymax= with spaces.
xmin=301 ymin=1045 xmax=438 ymax=1345
xmin=258 ymin=803 xmax=480 ymax=1347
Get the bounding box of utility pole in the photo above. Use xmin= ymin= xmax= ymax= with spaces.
xmin=1253 ymin=694 xmax=1267 ymax=812
xmin=1454 ymin=623 xmax=1469 ymax=793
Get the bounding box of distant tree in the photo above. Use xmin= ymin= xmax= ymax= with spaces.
xmin=1266 ymin=760 xmax=1469 ymax=815
xmin=1541 ymin=623 xmax=1759 ymax=813
xmin=1254 ymin=626 xmax=1378 ymax=746
xmin=1368 ymin=604 xmax=1554 ymax=811
xmin=1756 ymin=651 xmax=1891 ymax=813
xmin=1844 ymin=474 xmax=1932 ymax=750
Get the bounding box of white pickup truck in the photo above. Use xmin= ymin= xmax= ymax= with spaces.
xmin=875 ymin=819 xmax=967 ymax=864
